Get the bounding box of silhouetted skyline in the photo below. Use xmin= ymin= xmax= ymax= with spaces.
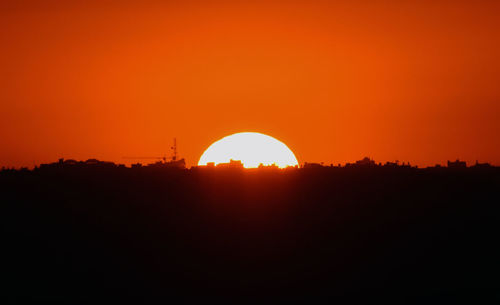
xmin=2 ymin=156 xmax=498 ymax=303
xmin=2 ymin=156 xmax=496 ymax=172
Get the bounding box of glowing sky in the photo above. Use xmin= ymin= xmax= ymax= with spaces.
xmin=1 ymin=0 xmax=499 ymax=167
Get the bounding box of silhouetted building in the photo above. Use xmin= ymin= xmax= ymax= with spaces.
xmin=85 ymin=159 xmax=100 ymax=165
xmin=146 ymin=158 xmax=186 ymax=169
xmin=346 ymin=157 xmax=377 ymax=168
xmin=131 ymin=163 xmax=143 ymax=168
xmin=472 ymin=160 xmax=491 ymax=169
xmin=384 ymin=161 xmax=399 ymax=167
xmin=447 ymin=159 xmax=466 ymax=168
xmin=63 ymin=159 xmax=78 ymax=166
xmin=39 ymin=158 xmax=117 ymax=170
xmin=303 ymin=162 xmax=324 ymax=169
xmin=216 ymin=159 xmax=244 ymax=169
xmin=258 ymin=163 xmax=279 ymax=170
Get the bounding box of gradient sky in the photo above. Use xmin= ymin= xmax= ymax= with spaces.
xmin=1 ymin=0 xmax=499 ymax=168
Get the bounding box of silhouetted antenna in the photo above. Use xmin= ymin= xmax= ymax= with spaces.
xmin=171 ymin=138 xmax=177 ymax=161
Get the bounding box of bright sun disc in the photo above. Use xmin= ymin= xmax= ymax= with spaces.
xmin=198 ymin=132 xmax=299 ymax=168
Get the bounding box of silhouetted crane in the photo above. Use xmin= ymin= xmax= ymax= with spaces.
xmin=124 ymin=138 xmax=181 ymax=164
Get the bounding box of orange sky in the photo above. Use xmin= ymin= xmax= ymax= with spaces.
xmin=1 ymin=0 xmax=499 ymax=168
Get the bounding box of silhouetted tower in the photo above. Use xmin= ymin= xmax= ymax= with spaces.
xmin=171 ymin=138 xmax=177 ymax=161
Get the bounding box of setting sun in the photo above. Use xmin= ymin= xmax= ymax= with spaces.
xmin=198 ymin=132 xmax=299 ymax=168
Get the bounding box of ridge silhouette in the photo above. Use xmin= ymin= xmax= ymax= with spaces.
xmin=1 ymin=157 xmax=499 ymax=304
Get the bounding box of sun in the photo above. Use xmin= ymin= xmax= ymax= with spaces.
xmin=198 ymin=132 xmax=299 ymax=168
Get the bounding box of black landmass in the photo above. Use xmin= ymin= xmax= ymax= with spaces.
xmin=1 ymin=159 xmax=499 ymax=304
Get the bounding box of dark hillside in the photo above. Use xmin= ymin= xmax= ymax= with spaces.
xmin=2 ymin=165 xmax=499 ymax=304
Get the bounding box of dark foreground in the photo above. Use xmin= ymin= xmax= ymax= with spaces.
xmin=1 ymin=165 xmax=499 ymax=304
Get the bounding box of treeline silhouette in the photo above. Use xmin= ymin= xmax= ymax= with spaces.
xmin=1 ymin=159 xmax=499 ymax=304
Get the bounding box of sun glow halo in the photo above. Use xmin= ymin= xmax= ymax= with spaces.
xmin=198 ymin=132 xmax=299 ymax=168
